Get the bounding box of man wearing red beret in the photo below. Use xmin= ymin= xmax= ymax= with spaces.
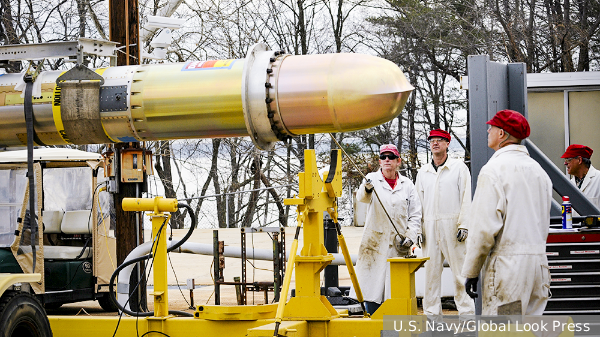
xmin=562 ymin=144 xmax=600 ymax=210
xmin=462 ymin=109 xmax=553 ymax=315
xmin=415 ymin=129 xmax=474 ymax=319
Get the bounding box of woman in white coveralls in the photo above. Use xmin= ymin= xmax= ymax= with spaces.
xmin=349 ymin=144 xmax=422 ymax=315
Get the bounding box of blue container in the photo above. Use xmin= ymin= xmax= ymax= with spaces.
xmin=562 ymin=196 xmax=572 ymax=229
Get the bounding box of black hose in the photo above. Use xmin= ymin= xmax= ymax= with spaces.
xmin=168 ymin=203 xmax=196 ymax=252
xmin=107 ymin=202 xmax=197 ymax=317
xmin=109 ymin=254 xmax=154 ymax=317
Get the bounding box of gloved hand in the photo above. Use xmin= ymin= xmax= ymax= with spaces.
xmin=393 ymin=235 xmax=413 ymax=251
xmin=365 ymin=179 xmax=374 ymax=193
xmin=457 ymin=228 xmax=468 ymax=242
xmin=465 ymin=277 xmax=479 ymax=299
xmin=401 ymin=237 xmax=413 ymax=247
xmin=416 ymin=234 xmax=423 ymax=248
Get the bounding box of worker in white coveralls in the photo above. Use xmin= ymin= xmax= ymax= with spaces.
xmin=415 ymin=129 xmax=475 ymax=318
xmin=562 ymin=144 xmax=600 ymax=210
xmin=349 ymin=144 xmax=422 ymax=315
xmin=463 ymin=109 xmax=552 ymax=315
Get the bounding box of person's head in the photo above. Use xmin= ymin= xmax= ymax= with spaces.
xmin=379 ymin=144 xmax=401 ymax=172
xmin=428 ymin=129 xmax=451 ymax=156
xmin=486 ymin=109 xmax=530 ymax=150
xmin=562 ymin=144 xmax=593 ymax=176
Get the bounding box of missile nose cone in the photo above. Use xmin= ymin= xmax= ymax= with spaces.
xmin=276 ymin=53 xmax=414 ymax=135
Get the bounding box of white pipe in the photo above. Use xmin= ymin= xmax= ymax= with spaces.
xmin=116 ymin=240 xmax=357 ymax=310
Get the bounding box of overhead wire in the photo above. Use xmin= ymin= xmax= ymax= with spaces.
xmin=168 ymin=250 xmax=191 ymax=308
xmin=206 ymin=259 xmax=215 ymax=304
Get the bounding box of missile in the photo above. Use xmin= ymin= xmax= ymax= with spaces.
xmin=0 ymin=43 xmax=413 ymax=150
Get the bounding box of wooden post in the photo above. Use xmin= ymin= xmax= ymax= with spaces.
xmin=109 ymin=0 xmax=140 ymax=65
xmin=109 ymin=0 xmax=145 ymax=311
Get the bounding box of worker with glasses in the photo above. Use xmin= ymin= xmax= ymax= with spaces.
xmin=349 ymin=144 xmax=422 ymax=315
xmin=415 ymin=129 xmax=474 ymax=320
xmin=562 ymin=144 xmax=600 ymax=211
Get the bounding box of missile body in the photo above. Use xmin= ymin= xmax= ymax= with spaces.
xmin=0 ymin=44 xmax=413 ymax=149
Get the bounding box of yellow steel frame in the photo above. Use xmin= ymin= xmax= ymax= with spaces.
xmin=47 ymin=150 xmax=428 ymax=337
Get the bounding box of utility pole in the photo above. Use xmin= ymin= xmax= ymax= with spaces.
xmin=109 ymin=0 xmax=146 ymax=311
xmin=109 ymin=0 xmax=140 ymax=66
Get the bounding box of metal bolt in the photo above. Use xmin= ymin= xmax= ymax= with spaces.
xmin=266 ymin=69 xmax=273 ymax=74
xmin=265 ymin=83 xmax=272 ymax=88
xmin=265 ymin=98 xmax=273 ymax=104
xmin=270 ymin=57 xmax=276 ymax=62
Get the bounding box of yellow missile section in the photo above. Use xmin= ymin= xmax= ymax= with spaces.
xmin=0 ymin=43 xmax=413 ymax=150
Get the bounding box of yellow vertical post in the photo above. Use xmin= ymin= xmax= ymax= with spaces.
xmin=122 ymin=196 xmax=177 ymax=318
xmin=151 ymin=212 xmax=170 ymax=317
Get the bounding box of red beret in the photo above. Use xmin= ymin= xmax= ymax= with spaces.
xmin=561 ymin=144 xmax=593 ymax=159
xmin=486 ymin=109 xmax=530 ymax=139
xmin=428 ymin=129 xmax=451 ymax=142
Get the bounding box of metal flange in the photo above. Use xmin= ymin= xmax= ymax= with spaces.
xmin=242 ymin=43 xmax=283 ymax=150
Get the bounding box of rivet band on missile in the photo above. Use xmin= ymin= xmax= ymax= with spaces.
xmin=0 ymin=43 xmax=414 ymax=150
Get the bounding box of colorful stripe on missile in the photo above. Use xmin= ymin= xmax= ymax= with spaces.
xmin=181 ymin=59 xmax=237 ymax=71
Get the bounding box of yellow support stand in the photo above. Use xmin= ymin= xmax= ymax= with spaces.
xmin=371 ymin=257 xmax=429 ymax=318
xmin=282 ymin=149 xmax=342 ymax=321
xmin=122 ymin=196 xmax=176 ymax=317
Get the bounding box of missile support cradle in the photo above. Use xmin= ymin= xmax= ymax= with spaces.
xmin=47 ymin=150 xmax=428 ymax=337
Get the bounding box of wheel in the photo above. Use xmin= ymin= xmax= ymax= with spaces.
xmin=97 ymin=293 xmax=118 ymax=312
xmin=0 ymin=291 xmax=52 ymax=337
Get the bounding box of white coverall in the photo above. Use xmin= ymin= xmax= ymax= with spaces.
xmin=462 ymin=145 xmax=552 ymax=315
xmin=415 ymin=158 xmax=474 ymax=316
xmin=571 ymin=165 xmax=600 ymax=211
xmin=349 ymin=170 xmax=422 ymax=304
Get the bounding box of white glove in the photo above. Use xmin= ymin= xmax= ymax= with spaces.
xmin=416 ymin=234 xmax=423 ymax=248
xmin=364 ymin=179 xmax=374 ymax=193
xmin=457 ymin=228 xmax=468 ymax=242
xmin=401 ymin=237 xmax=413 ymax=247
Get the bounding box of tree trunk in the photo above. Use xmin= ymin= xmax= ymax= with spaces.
xmin=242 ymin=154 xmax=261 ymax=227
xmin=210 ymin=139 xmax=226 ymax=228
xmin=154 ymin=141 xmax=184 ymax=228
xmin=0 ymin=0 xmax=21 ymax=72
xmin=77 ymin=0 xmax=86 ymax=38
xmin=228 ymin=140 xmax=240 ymax=228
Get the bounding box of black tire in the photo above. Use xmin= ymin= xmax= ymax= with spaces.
xmin=97 ymin=293 xmax=118 ymax=312
xmin=0 ymin=291 xmax=52 ymax=337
